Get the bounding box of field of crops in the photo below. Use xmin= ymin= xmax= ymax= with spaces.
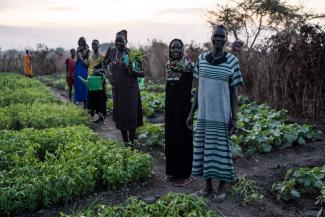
xmin=0 ymin=73 xmax=152 ymax=215
xmin=3 ymin=72 xmax=323 ymax=217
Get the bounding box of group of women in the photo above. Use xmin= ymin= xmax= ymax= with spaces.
xmin=70 ymin=25 xmax=243 ymax=201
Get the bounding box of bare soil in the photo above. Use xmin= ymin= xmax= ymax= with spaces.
xmin=17 ymin=87 xmax=325 ymax=217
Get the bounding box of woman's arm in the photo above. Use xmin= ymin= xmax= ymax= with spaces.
xmin=186 ymin=79 xmax=198 ymax=129
xmin=229 ymin=86 xmax=238 ymax=134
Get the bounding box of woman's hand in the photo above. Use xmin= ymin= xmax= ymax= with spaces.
xmin=186 ymin=113 xmax=194 ymax=130
xmin=229 ymin=118 xmax=238 ymax=135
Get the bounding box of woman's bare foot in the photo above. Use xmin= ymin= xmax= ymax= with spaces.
xmin=213 ymin=181 xmax=227 ymax=203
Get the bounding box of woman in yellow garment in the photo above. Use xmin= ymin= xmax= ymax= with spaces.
xmin=23 ymin=50 xmax=32 ymax=77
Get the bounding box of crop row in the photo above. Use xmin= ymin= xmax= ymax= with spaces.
xmin=62 ymin=193 xmax=220 ymax=217
xmin=0 ymin=126 xmax=152 ymax=214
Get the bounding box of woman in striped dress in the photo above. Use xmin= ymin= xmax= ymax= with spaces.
xmin=186 ymin=25 xmax=243 ymax=202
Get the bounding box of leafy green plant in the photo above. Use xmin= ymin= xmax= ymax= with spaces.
xmin=231 ymin=176 xmax=264 ymax=205
xmin=140 ymin=80 xmax=165 ymax=92
xmin=0 ymin=126 xmax=152 ymax=214
xmin=0 ymin=88 xmax=56 ymax=107
xmin=231 ymin=101 xmax=320 ymax=155
xmin=141 ymin=91 xmax=165 ymax=118
xmin=62 ymin=193 xmax=220 ymax=217
xmin=137 ymin=122 xmax=165 ymax=146
xmin=53 ymin=78 xmax=68 ymax=90
xmin=0 ymin=103 xmax=88 ymax=130
xmin=273 ymin=166 xmax=325 ymax=203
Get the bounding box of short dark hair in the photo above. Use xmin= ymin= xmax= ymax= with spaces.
xmin=92 ymin=39 xmax=100 ymax=45
xmin=213 ymin=24 xmax=228 ymax=34
xmin=70 ymin=48 xmax=76 ymax=53
xmin=116 ymin=30 xmax=128 ymax=41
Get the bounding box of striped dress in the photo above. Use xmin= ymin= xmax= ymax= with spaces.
xmin=192 ymin=52 xmax=243 ymax=182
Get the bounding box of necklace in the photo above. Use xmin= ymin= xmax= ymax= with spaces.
xmin=115 ymin=50 xmax=125 ymax=61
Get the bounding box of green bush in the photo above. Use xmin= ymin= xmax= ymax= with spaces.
xmin=0 ymin=126 xmax=152 ymax=214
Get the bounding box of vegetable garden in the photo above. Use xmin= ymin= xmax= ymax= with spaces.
xmin=1 ymin=72 xmax=324 ymax=217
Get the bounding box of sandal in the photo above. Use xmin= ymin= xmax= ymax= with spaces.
xmin=165 ymin=175 xmax=175 ymax=182
xmin=174 ymin=177 xmax=193 ymax=187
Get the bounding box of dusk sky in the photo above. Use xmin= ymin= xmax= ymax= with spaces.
xmin=0 ymin=0 xmax=324 ymax=50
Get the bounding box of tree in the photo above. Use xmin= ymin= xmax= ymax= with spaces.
xmin=207 ymin=0 xmax=325 ymax=48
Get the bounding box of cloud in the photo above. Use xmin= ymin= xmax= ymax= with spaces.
xmin=46 ymin=6 xmax=78 ymax=12
xmin=0 ymin=21 xmax=211 ymax=50
xmin=157 ymin=7 xmax=202 ymax=15
xmin=0 ymin=0 xmax=43 ymax=11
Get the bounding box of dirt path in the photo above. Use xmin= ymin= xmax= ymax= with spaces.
xmin=27 ymin=87 xmax=325 ymax=217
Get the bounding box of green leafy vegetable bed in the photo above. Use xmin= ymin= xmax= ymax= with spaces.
xmin=137 ymin=122 xmax=165 ymax=146
xmin=141 ymin=91 xmax=165 ymax=118
xmin=273 ymin=166 xmax=325 ymax=216
xmin=0 ymin=73 xmax=56 ymax=106
xmin=231 ymin=98 xmax=320 ymax=155
xmin=0 ymin=103 xmax=88 ymax=130
xmin=62 ymin=193 xmax=220 ymax=217
xmin=0 ymin=126 xmax=152 ymax=214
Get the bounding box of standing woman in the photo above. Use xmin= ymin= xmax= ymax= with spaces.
xmin=165 ymin=39 xmax=195 ymax=186
xmin=23 ymin=50 xmax=32 ymax=77
xmin=105 ymin=30 xmax=144 ymax=147
xmin=65 ymin=49 xmax=76 ymax=101
xmin=83 ymin=39 xmax=107 ymax=123
xmin=74 ymin=37 xmax=89 ymax=108
xmin=187 ymin=25 xmax=243 ymax=202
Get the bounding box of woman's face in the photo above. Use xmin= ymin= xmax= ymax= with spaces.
xmin=78 ymin=37 xmax=85 ymax=46
xmin=211 ymin=28 xmax=227 ymax=51
xmin=92 ymin=41 xmax=100 ymax=53
xmin=115 ymin=35 xmax=126 ymax=51
xmin=170 ymin=40 xmax=182 ymax=60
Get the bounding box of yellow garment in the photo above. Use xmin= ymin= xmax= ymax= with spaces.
xmin=23 ymin=55 xmax=32 ymax=76
xmin=86 ymin=53 xmax=104 ymax=75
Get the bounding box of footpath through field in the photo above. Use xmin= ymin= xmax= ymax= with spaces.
xmin=38 ymin=85 xmax=325 ymax=217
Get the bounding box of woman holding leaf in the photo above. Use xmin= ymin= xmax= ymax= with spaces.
xmin=104 ymin=30 xmax=144 ymax=148
xmin=165 ymin=39 xmax=195 ymax=187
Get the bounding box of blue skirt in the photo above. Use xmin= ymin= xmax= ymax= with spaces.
xmin=74 ymin=60 xmax=88 ymax=102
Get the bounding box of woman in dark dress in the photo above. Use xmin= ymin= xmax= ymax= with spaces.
xmin=105 ymin=30 xmax=144 ymax=147
xmin=165 ymin=39 xmax=195 ymax=186
xmin=84 ymin=39 xmax=107 ymax=123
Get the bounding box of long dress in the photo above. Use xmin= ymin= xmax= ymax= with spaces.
xmin=74 ymin=59 xmax=88 ymax=103
xmin=165 ymin=56 xmax=194 ymax=179
xmin=107 ymin=48 xmax=143 ymax=130
xmin=191 ymin=52 xmax=243 ymax=182
xmin=65 ymin=58 xmax=75 ymax=88
xmin=86 ymin=54 xmax=107 ymax=117
xmin=23 ymin=55 xmax=32 ymax=77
